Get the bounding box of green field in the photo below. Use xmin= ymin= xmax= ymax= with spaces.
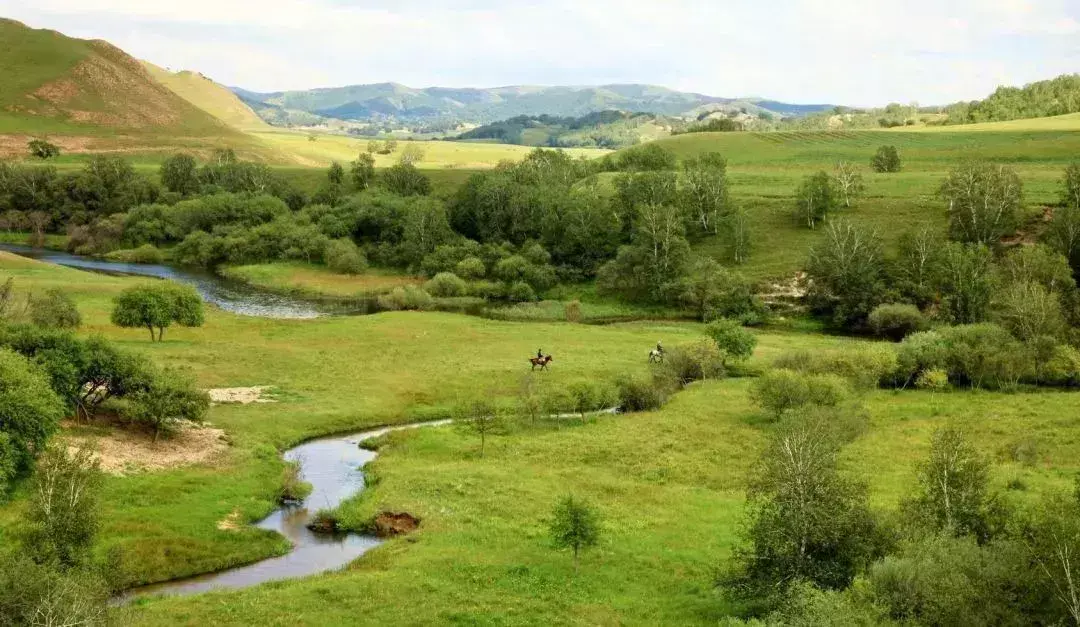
xmin=647 ymin=118 xmax=1080 ymax=281
xmin=2 ymin=245 xmax=1080 ymax=624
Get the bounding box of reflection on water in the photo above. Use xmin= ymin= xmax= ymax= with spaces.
xmin=0 ymin=243 xmax=327 ymax=319
xmin=117 ymin=421 xmax=450 ymax=601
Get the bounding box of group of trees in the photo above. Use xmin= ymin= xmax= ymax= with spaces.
xmin=724 ymin=343 xmax=1080 ymax=624
xmin=793 ymin=146 xmax=900 ymax=229
xmin=944 ymin=73 xmax=1080 ymax=125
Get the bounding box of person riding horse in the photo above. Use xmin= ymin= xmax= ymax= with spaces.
xmin=537 ymin=348 xmax=544 ymax=360
xmin=649 ymin=340 xmax=665 ymax=364
xmin=656 ymin=341 xmax=663 ymax=355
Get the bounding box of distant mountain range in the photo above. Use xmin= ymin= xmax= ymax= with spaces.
xmin=231 ymin=82 xmax=836 ymax=127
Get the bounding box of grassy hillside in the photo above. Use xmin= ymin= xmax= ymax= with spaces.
xmin=141 ymin=62 xmax=270 ymax=132
xmin=0 ymin=19 xmax=265 ymax=158
xmin=643 ymin=120 xmax=1080 ymax=280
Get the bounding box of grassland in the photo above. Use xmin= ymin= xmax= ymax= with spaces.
xmin=220 ymin=262 xmax=422 ymax=298
xmin=141 ymin=62 xmax=271 ymax=133
xmin=250 ymin=130 xmax=610 ymax=169
xmin=3 ymin=250 xmax=1080 ymax=624
xmin=650 ymin=116 xmax=1080 ymax=281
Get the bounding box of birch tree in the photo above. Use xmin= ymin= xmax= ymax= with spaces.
xmin=941 ymin=161 xmax=1023 ymax=245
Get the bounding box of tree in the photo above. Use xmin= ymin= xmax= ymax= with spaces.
xmin=1027 ymin=494 xmax=1080 ymax=626
xmin=351 ymin=152 xmax=375 ymax=191
xmin=399 ymin=144 xmax=425 ymax=165
xmin=29 ymin=288 xmax=81 ymax=330
xmin=679 ymin=258 xmax=756 ymax=322
xmin=111 ymin=282 xmax=204 ymax=341
xmin=749 ymin=369 xmax=847 ymax=420
xmin=937 ymin=242 xmax=996 ymax=324
xmin=705 ymin=318 xmax=757 ymax=366
xmin=123 ymin=369 xmax=209 ymax=441
xmin=909 ymin=427 xmax=995 ymax=539
xmin=455 ymin=398 xmax=503 ymax=457
xmin=725 ymin=417 xmax=880 ymax=602
xmin=805 ymin=220 xmax=885 ymax=326
xmin=727 ymin=206 xmax=752 ymax=264
xmin=25 ymin=443 xmax=102 ymax=568
xmin=160 ymin=153 xmax=200 ymax=195
xmin=549 ymin=495 xmax=600 ymax=573
xmin=597 ymin=202 xmax=690 ymax=303
xmin=795 ymin=171 xmax=838 ymax=229
xmin=381 ymin=162 xmax=431 ymax=196
xmin=1063 ymin=163 xmax=1080 ymax=212
xmin=0 ymin=348 xmax=65 ymax=494
xmin=28 ymin=139 xmax=60 ymax=160
xmin=567 ymin=381 xmax=614 ymax=424
xmin=324 ymin=238 xmax=367 ymax=274
xmin=870 ymin=145 xmax=901 ymax=173
xmin=940 ymin=161 xmax=1023 ymax=244
xmin=1046 ymin=203 xmax=1080 ymax=278
xmin=680 ymin=152 xmax=730 ymax=236
xmin=994 ymin=281 xmax=1065 ymax=341
xmin=327 ymin=161 xmax=345 ymax=186
xmin=891 ymin=227 xmax=946 ymax=307
xmin=832 ymin=161 xmax=865 ymax=208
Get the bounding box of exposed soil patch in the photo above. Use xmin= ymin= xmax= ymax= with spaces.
xmin=372 ymin=512 xmax=420 ymax=537
xmin=65 ymin=420 xmax=228 ymax=475
xmin=208 ymin=386 xmax=275 ymax=405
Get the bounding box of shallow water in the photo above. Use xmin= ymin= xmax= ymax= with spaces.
xmin=118 ymin=420 xmax=451 ymax=601
xmin=0 ymin=243 xmax=330 ymax=319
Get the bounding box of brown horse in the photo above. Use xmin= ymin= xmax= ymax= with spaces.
xmin=529 ymin=355 xmax=554 ymax=371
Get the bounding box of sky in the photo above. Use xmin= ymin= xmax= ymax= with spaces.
xmin=3 ymin=0 xmax=1079 ymax=106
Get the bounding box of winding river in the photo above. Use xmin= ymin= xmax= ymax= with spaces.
xmin=117 ymin=421 xmax=451 ymax=602
xmin=0 ymin=244 xmax=448 ymax=599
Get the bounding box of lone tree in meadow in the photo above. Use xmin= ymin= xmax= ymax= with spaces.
xmin=111 ymin=282 xmax=204 ymax=341
xmin=795 ymin=171 xmax=838 ymax=229
xmin=27 ymin=139 xmax=60 ymax=160
xmin=705 ymin=318 xmax=757 ymax=367
xmin=455 ymin=398 xmax=503 ymax=457
xmin=351 ymin=152 xmax=376 ymax=191
xmin=549 ymin=495 xmax=600 ymax=574
xmin=832 ymin=161 xmax=865 ymax=208
xmin=870 ymin=145 xmax=901 ymax=173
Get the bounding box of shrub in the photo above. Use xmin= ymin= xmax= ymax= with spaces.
xmin=324 ymin=238 xmax=367 ymax=275
xmin=279 ymin=460 xmax=313 ymax=503
xmin=871 ymin=145 xmax=901 ymax=173
xmin=941 ymin=323 xmax=1030 ymax=389
xmin=868 ymin=303 xmax=927 ymax=341
xmin=916 ymin=368 xmax=950 ymax=392
xmin=750 ymin=369 xmax=850 ymax=420
xmin=508 ymin=281 xmax=538 ymax=303
xmin=104 ymin=244 xmax=165 ymax=264
xmin=567 ymin=381 xmax=618 ymax=422
xmin=424 ymin=272 xmax=467 ymax=297
xmin=1043 ymin=344 xmax=1080 ymax=386
xmin=454 ymin=256 xmax=487 ymax=279
xmin=894 ymin=330 xmax=949 ymax=386
xmin=773 ymin=345 xmax=897 ymax=391
xmin=377 ymin=286 xmax=434 ymax=311
xmin=564 ymin=300 xmax=583 ymax=323
xmin=549 ymin=495 xmax=601 ymax=573
xmin=616 ymin=373 xmax=671 ymax=412
xmin=661 ymin=340 xmax=725 ymax=387
xmin=122 ymin=369 xmax=209 ymax=441
xmin=29 ymin=289 xmax=81 ymax=330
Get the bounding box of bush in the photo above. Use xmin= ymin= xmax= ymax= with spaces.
xmin=377 ymin=286 xmax=434 ymax=311
xmin=29 ymin=289 xmax=81 ymax=330
xmin=941 ymin=323 xmax=1029 ymax=389
xmin=508 ymin=281 xmax=538 ymax=303
xmin=121 ymin=369 xmax=209 ymax=441
xmin=111 ymin=282 xmax=204 ymax=341
xmin=916 ymin=368 xmax=950 ymax=392
xmin=868 ymin=303 xmax=927 ymax=341
xmin=324 ymin=238 xmax=367 ymax=275
xmin=564 ymin=300 xmax=583 ymax=323
xmin=750 ymin=369 xmax=850 ymax=420
xmin=0 ymin=348 xmax=65 ymax=494
xmin=1043 ymin=344 xmax=1080 ymax=386
xmin=773 ymin=345 xmax=897 ymax=391
xmin=894 ymin=330 xmax=949 ymax=386
xmin=104 ymin=244 xmax=165 ymax=264
xmin=616 ymin=373 xmax=671 ymax=412
xmin=455 ymin=256 xmax=487 ymax=279
xmin=424 ymin=272 xmax=467 ymax=297
xmin=661 ymin=339 xmax=725 ymax=387
xmin=871 ymin=145 xmax=902 ymax=173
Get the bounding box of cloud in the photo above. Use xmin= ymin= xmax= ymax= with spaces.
xmin=3 ymin=0 xmax=1078 ymax=104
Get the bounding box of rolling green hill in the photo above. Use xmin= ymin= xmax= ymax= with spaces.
xmin=141 ymin=62 xmax=270 ymax=132
xmin=0 ymin=18 xmax=264 ymax=158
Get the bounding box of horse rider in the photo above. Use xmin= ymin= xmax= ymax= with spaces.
xmin=656 ymin=340 xmax=663 ymax=356
xmin=537 ymin=348 xmax=544 ymax=360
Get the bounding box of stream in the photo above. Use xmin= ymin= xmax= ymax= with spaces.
xmin=0 ymin=243 xmax=346 ymax=319
xmin=116 ymin=420 xmax=451 ymax=602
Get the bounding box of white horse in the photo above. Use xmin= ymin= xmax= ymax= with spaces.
xmin=648 ymin=349 xmax=664 ymax=364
